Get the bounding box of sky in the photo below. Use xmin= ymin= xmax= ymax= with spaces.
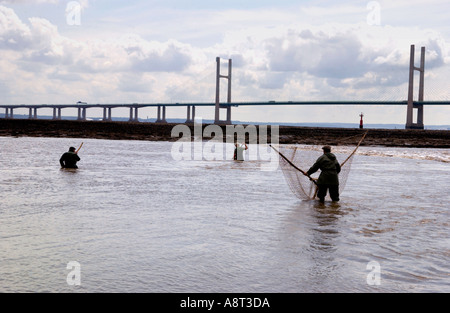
xmin=0 ymin=0 xmax=449 ymax=125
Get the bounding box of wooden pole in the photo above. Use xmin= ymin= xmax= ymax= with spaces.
xmin=269 ymin=144 xmax=317 ymax=185
xmin=341 ymin=131 xmax=368 ymax=167
xmin=75 ymin=142 xmax=84 ymax=154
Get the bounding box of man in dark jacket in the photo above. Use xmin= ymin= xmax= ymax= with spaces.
xmin=307 ymin=145 xmax=341 ymax=202
xmin=60 ymin=147 xmax=81 ymax=169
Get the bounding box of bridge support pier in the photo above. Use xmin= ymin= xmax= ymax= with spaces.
xmin=186 ymin=105 xmax=192 ymax=123
xmin=406 ymin=45 xmax=425 ymax=130
xmin=28 ymin=108 xmax=34 ymax=119
xmin=52 ymin=107 xmax=62 ymax=120
xmin=156 ymin=106 xmax=161 ymax=122
xmin=185 ymin=105 xmax=196 ymax=123
xmin=77 ymin=108 xmax=87 ymax=121
xmin=162 ymin=106 xmax=166 ymax=123
xmin=128 ymin=107 xmax=139 ymax=122
xmin=214 ymin=57 xmax=232 ymax=125
xmin=156 ymin=105 xmax=167 ymax=123
xmin=102 ymin=107 xmax=112 ymax=121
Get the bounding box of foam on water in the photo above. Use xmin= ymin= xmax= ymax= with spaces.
xmin=291 ymin=144 xmax=450 ymax=163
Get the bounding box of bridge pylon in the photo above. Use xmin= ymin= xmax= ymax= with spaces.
xmin=406 ymin=45 xmax=425 ymax=129
xmin=214 ymin=57 xmax=232 ymax=124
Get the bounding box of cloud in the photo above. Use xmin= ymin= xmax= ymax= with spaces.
xmin=117 ymin=72 xmax=154 ymax=93
xmin=0 ymin=6 xmax=80 ymax=66
xmin=265 ymin=29 xmax=369 ymax=79
xmin=0 ymin=6 xmax=192 ymax=74
xmin=0 ymin=5 xmax=196 ymax=105
xmin=128 ymin=41 xmax=192 ymax=73
xmin=0 ymin=0 xmax=89 ymax=6
xmin=0 ymin=5 xmax=32 ymax=50
xmin=0 ymin=3 xmax=448 ymax=123
xmin=0 ymin=0 xmax=59 ymax=4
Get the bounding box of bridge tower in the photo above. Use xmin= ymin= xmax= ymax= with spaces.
xmin=406 ymin=45 xmax=425 ymax=129
xmin=214 ymin=57 xmax=232 ymax=124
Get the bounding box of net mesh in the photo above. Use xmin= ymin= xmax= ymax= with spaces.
xmin=275 ymin=132 xmax=367 ymax=200
xmin=277 ymin=146 xmax=353 ymax=200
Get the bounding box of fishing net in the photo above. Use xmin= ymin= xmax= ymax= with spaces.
xmin=273 ymin=132 xmax=367 ymax=200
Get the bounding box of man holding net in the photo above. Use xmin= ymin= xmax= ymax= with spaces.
xmin=307 ymin=145 xmax=341 ymax=202
xmin=60 ymin=146 xmax=81 ymax=169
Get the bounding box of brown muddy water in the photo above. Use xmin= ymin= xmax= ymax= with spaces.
xmin=0 ymin=137 xmax=448 ymax=292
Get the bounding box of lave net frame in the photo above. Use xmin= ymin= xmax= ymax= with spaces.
xmin=275 ymin=132 xmax=367 ymax=200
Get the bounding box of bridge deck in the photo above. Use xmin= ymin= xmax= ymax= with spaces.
xmin=0 ymin=100 xmax=449 ymax=109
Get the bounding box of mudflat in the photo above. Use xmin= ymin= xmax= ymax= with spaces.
xmin=0 ymin=119 xmax=448 ymax=148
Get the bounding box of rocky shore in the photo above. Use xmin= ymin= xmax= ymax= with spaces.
xmin=0 ymin=119 xmax=449 ymax=148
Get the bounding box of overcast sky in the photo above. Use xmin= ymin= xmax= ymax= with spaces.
xmin=0 ymin=0 xmax=449 ymax=125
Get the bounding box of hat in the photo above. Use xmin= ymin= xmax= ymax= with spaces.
xmin=322 ymin=145 xmax=331 ymax=152
xmin=69 ymin=147 xmax=76 ymax=152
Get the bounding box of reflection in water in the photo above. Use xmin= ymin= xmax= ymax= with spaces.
xmin=277 ymin=201 xmax=346 ymax=292
xmin=307 ymin=201 xmax=343 ymax=289
xmin=310 ymin=202 xmax=342 ymax=252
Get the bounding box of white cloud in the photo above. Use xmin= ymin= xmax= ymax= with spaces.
xmin=0 ymin=0 xmax=59 ymax=3
xmin=123 ymin=36 xmax=192 ymax=73
xmin=265 ymin=29 xmax=368 ymax=78
xmin=0 ymin=0 xmax=89 ymax=6
xmin=0 ymin=5 xmax=32 ymax=50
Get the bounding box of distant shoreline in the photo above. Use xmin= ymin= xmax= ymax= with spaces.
xmin=0 ymin=119 xmax=449 ymax=148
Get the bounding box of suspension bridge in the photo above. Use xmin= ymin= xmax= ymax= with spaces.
xmin=1 ymin=45 xmax=449 ymax=129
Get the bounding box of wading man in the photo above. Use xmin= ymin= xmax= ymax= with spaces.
xmin=60 ymin=146 xmax=81 ymax=169
xmin=233 ymin=142 xmax=248 ymax=161
xmin=307 ymin=145 xmax=341 ymax=202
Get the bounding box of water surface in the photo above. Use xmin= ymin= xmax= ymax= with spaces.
xmin=0 ymin=137 xmax=449 ymax=292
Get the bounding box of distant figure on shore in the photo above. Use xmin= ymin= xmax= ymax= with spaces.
xmin=60 ymin=147 xmax=81 ymax=169
xmin=233 ymin=142 xmax=248 ymax=161
xmin=307 ymin=145 xmax=341 ymax=202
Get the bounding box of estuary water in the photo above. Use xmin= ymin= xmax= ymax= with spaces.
xmin=0 ymin=136 xmax=449 ymax=293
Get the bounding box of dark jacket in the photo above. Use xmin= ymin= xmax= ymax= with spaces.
xmin=307 ymin=152 xmax=341 ymax=185
xmin=60 ymin=152 xmax=80 ymax=169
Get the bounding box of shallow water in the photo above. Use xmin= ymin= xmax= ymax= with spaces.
xmin=0 ymin=136 xmax=449 ymax=292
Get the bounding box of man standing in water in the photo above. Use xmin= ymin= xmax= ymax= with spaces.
xmin=307 ymin=145 xmax=341 ymax=202
xmin=233 ymin=142 xmax=248 ymax=161
xmin=60 ymin=147 xmax=81 ymax=169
